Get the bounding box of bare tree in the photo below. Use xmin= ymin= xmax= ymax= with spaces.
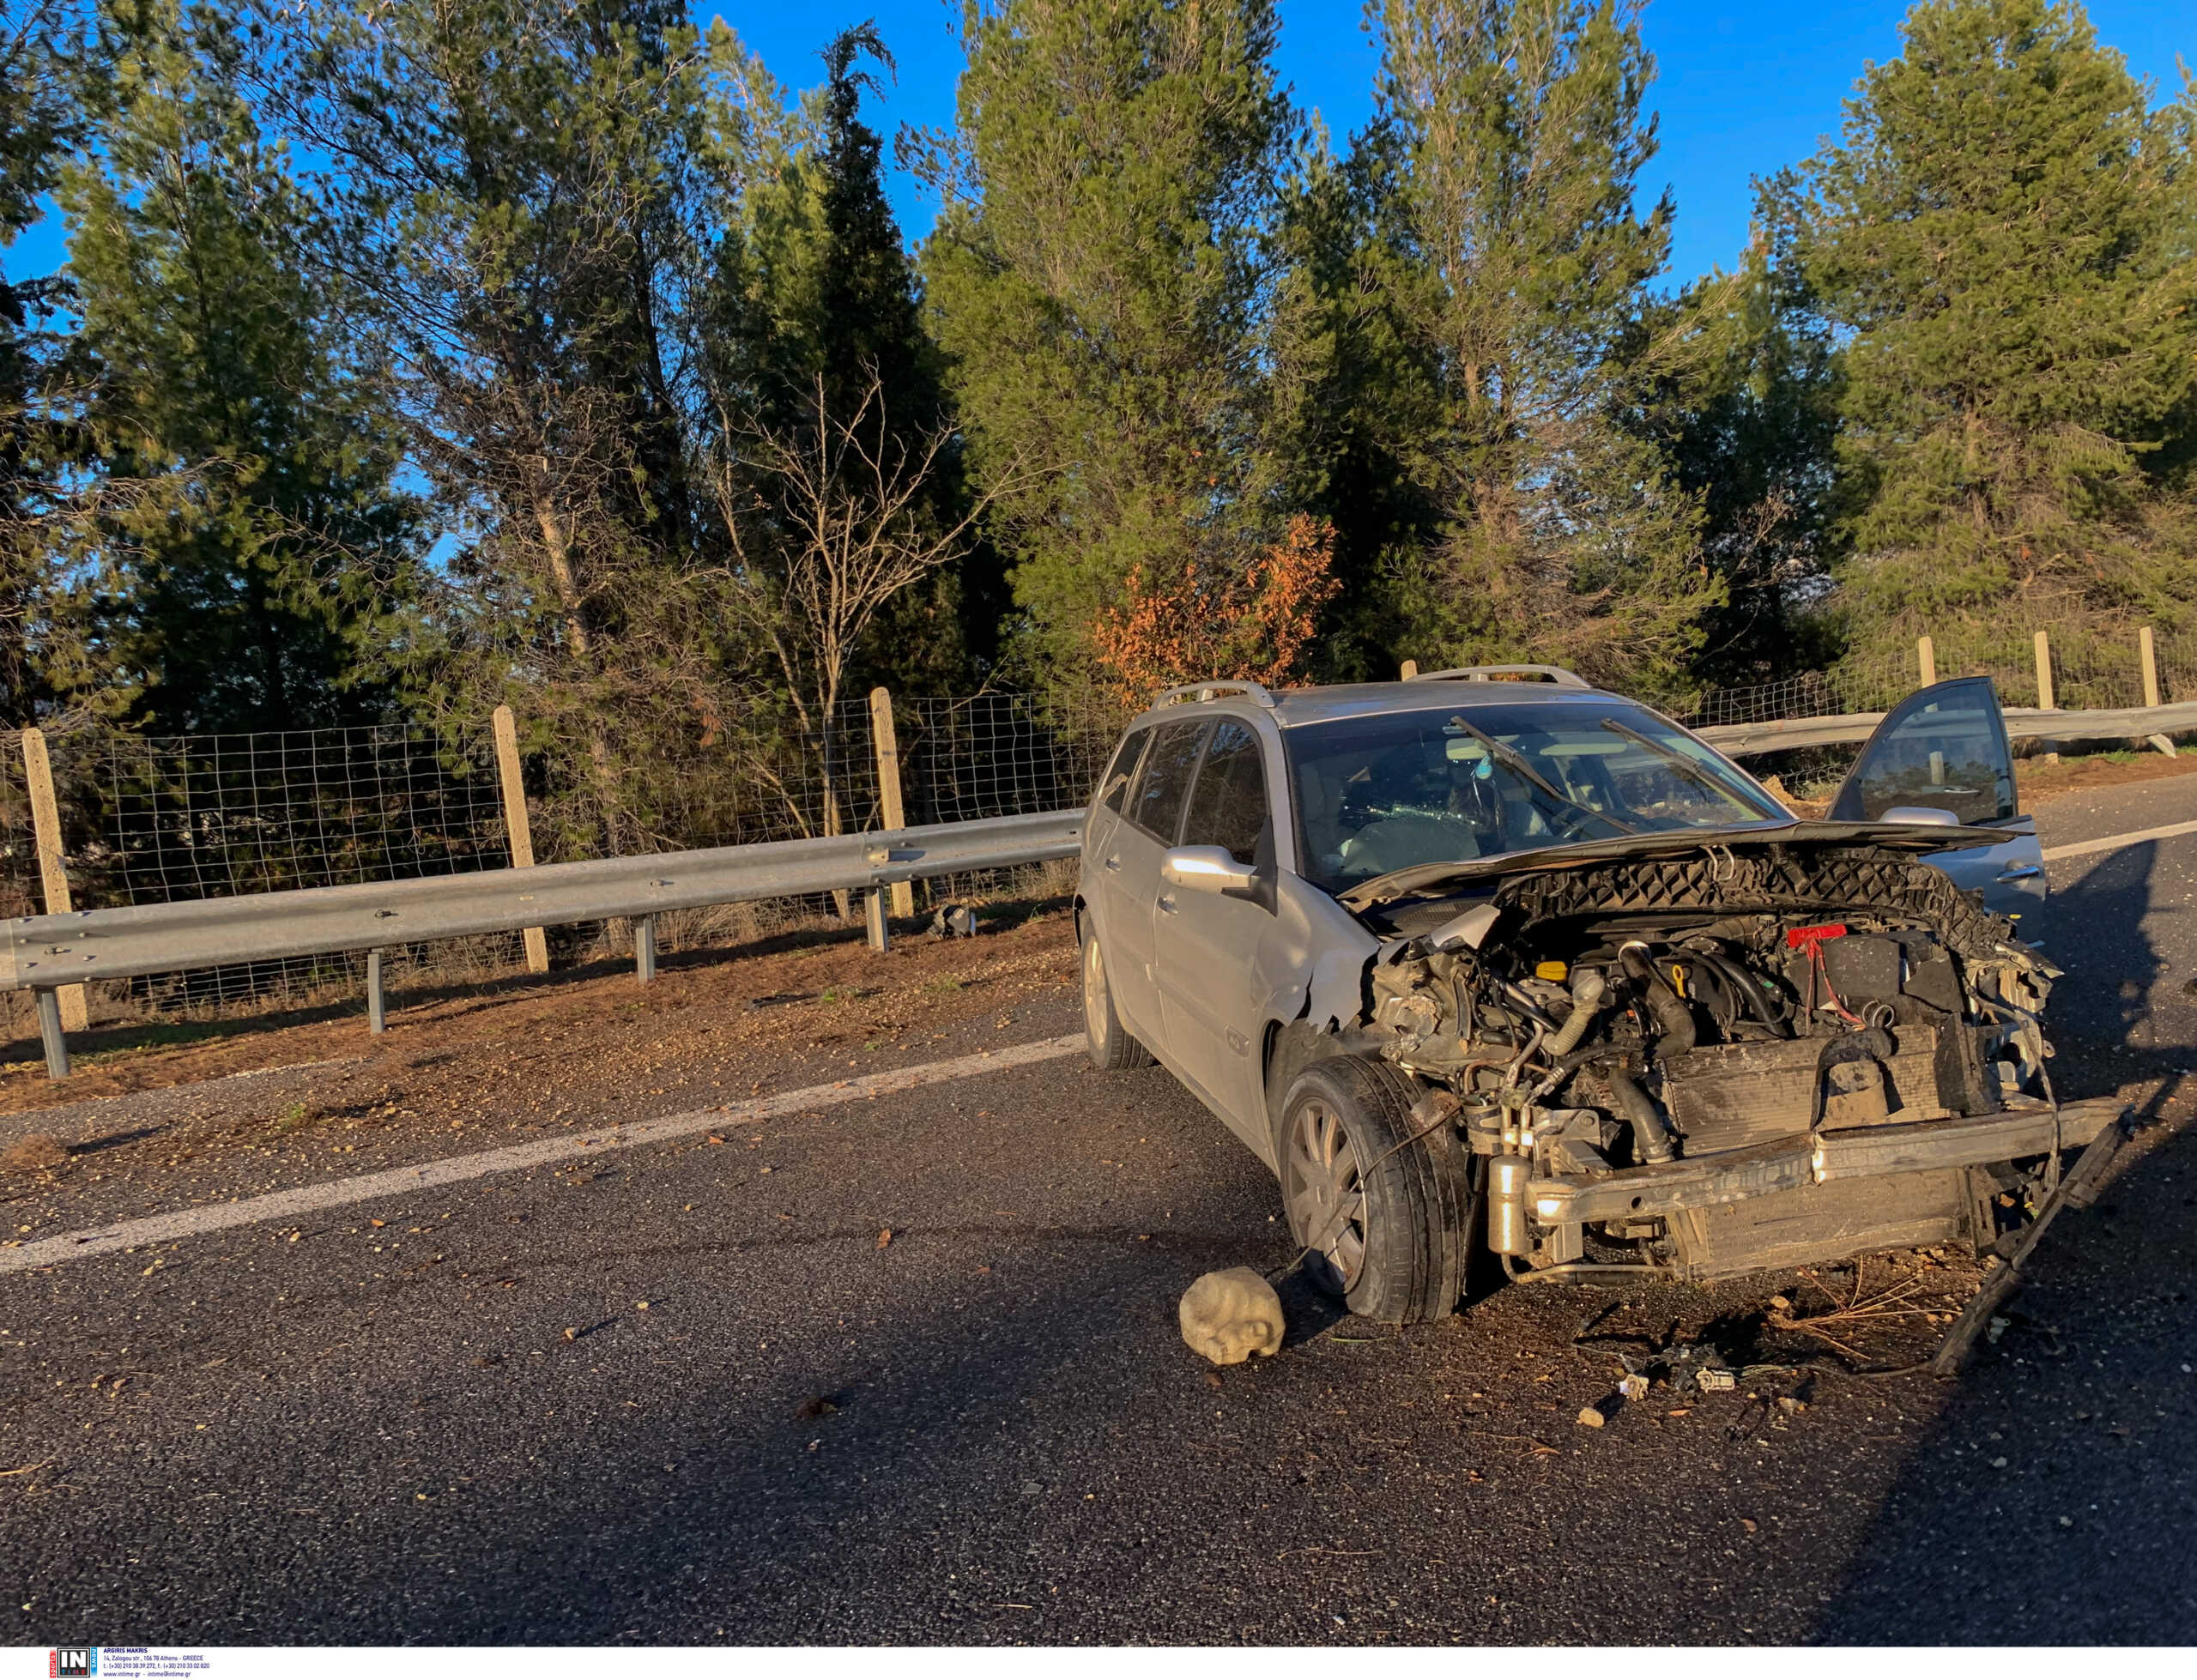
xmin=713 ymin=366 xmax=1015 ymax=839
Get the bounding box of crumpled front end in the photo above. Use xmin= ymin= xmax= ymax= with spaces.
xmin=1363 ymin=843 xmax=2117 ymax=1281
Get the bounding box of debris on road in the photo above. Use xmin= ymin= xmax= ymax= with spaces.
xmin=1178 ymin=1266 xmax=1285 ymax=1366
xmin=929 ymin=904 xmax=979 ymax=939
xmin=1 ymin=1133 xmax=67 ymax=1173
xmin=1931 ymin=1110 xmax=2133 ymax=1375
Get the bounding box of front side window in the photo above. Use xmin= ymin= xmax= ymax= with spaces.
xmin=1284 ymin=701 xmax=1782 ymax=891
xmin=1828 ymin=680 xmax=2015 ymax=825
xmin=1129 ymin=720 xmax=1210 ymax=843
xmin=1181 ymin=720 xmax=1269 ymax=865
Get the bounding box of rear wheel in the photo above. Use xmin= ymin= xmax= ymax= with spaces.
xmin=1081 ymin=922 xmax=1153 ymax=1071
xmin=1278 ymin=1057 xmax=1473 ymax=1324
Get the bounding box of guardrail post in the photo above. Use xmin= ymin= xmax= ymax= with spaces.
xmin=869 ymin=687 xmax=913 ymax=920
xmin=366 ymin=948 xmax=386 ymax=1035
xmin=21 ymin=728 xmax=88 ymax=1035
xmin=492 ymin=704 xmax=552 ymax=975
xmin=33 ymin=987 xmax=68 ymax=1080
xmin=635 ymin=914 xmax=657 ymax=984
xmin=865 ymin=889 xmax=890 ymax=953
xmin=1916 ymin=636 xmax=1936 ymax=687
xmin=2140 ymin=626 xmax=2175 ymax=756
xmin=1400 ymin=659 xmax=1419 ymax=680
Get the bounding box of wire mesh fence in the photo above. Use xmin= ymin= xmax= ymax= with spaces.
xmin=1681 ymin=649 xmax=1920 ymax=728
xmin=1681 ymin=625 xmax=2187 ymax=728
xmin=0 ymin=685 xmax=1131 ymax=1033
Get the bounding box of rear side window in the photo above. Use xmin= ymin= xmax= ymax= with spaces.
xmin=1098 ymin=728 xmax=1151 ymax=813
xmin=1182 ymin=720 xmax=1269 ymax=865
xmin=1130 ymin=720 xmax=1209 ymax=843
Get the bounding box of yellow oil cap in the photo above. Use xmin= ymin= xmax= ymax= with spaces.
xmin=1534 ymin=960 xmax=1569 ymax=982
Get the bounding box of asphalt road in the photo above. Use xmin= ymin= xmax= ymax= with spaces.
xmin=4 ymin=777 xmax=2197 ymax=1645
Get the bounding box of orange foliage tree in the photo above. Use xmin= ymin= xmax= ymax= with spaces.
xmin=1090 ymin=516 xmax=1341 ymax=704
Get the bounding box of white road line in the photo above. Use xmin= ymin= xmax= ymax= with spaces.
xmin=2042 ymin=818 xmax=2197 ymax=862
xmin=0 ymin=1033 xmax=1087 ymax=1277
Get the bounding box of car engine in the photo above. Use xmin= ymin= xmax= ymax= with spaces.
xmin=1361 ymin=841 xmax=2064 ymax=1278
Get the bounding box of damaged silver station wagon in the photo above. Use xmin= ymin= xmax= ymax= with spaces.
xmin=1075 ymin=666 xmax=2120 ymax=1323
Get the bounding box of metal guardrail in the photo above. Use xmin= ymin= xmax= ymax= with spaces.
xmin=10 ymin=690 xmax=2195 ymax=1082
xmin=1698 ymin=701 xmax=2197 ymax=758
xmin=5 ymin=807 xmax=1087 ymax=1079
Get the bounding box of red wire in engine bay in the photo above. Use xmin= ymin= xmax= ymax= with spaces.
xmin=1784 ymin=922 xmax=1865 ymax=1027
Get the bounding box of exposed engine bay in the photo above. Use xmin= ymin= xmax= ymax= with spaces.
xmin=1357 ymin=841 xmax=2078 ymax=1280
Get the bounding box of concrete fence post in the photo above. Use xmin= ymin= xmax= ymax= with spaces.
xmin=869 ymin=686 xmax=913 ymax=919
xmin=492 ymin=704 xmax=551 ymax=975
xmin=1916 ymin=636 xmax=1936 ymax=688
xmin=21 ymin=728 xmax=88 ymax=1035
xmin=1400 ymin=660 xmax=1419 ymax=680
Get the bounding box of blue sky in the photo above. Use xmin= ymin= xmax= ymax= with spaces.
xmin=7 ymin=1 xmax=2189 ymax=287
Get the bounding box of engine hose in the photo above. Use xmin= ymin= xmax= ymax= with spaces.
xmin=1498 ymin=980 xmax=1563 ymax=1035
xmin=1704 ymin=949 xmax=1792 ymax=1038
xmin=1545 ymin=967 xmax=1607 ymax=1057
xmin=1619 ymin=941 xmax=1697 ymax=1055
xmin=1600 ymin=1063 xmax=1680 ymax=1165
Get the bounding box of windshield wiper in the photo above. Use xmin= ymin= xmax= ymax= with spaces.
xmin=1595 ymin=716 xmax=1756 ymax=809
xmin=1446 ymin=714 xmax=1636 ymax=837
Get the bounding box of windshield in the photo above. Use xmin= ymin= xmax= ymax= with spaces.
xmin=1283 ymin=700 xmax=1783 ymax=892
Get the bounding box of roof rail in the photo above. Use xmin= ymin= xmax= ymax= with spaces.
xmin=1404 ymin=663 xmax=1593 ymax=690
xmin=1150 ymin=680 xmax=1278 ymax=710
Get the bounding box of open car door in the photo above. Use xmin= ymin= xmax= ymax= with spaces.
xmin=1826 ymin=675 xmax=2045 ymax=921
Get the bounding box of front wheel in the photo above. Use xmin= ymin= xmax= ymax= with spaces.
xmin=1277 ymin=1058 xmax=1473 ymax=1325
xmin=1081 ymin=923 xmax=1153 ymax=1071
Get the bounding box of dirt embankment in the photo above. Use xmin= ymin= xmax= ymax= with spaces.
xmin=0 ymin=906 xmax=1083 ymax=1124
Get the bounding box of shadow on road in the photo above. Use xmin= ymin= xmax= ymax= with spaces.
xmin=1814 ymin=839 xmax=2197 ymax=1641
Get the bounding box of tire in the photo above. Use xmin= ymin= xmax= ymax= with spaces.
xmin=1276 ymin=1057 xmax=1474 ymax=1325
xmin=1081 ymin=921 xmax=1153 ymax=1072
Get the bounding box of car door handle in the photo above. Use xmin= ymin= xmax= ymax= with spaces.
xmin=1157 ymin=894 xmax=1177 ymax=914
xmin=1103 ymin=854 xmax=1122 ymax=872
xmin=1995 ymin=864 xmax=2043 ymax=882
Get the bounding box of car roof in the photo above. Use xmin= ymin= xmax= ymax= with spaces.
xmin=1133 ymin=678 xmax=1657 ymax=731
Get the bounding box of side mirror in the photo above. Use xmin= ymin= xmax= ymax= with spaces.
xmin=1163 ymin=845 xmax=1274 ymax=910
xmin=1880 ymin=806 xmax=1962 ymax=827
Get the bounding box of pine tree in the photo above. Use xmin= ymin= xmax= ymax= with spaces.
xmin=917 ymin=0 xmax=1302 ymax=689
xmin=1349 ymin=0 xmax=1720 ymax=694
xmin=1622 ymin=198 xmax=1844 ymax=685
xmin=0 ymin=0 xmax=89 ymax=724
xmin=1790 ymin=0 xmax=2197 ymax=658
xmin=61 ymin=0 xmax=421 ymax=734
